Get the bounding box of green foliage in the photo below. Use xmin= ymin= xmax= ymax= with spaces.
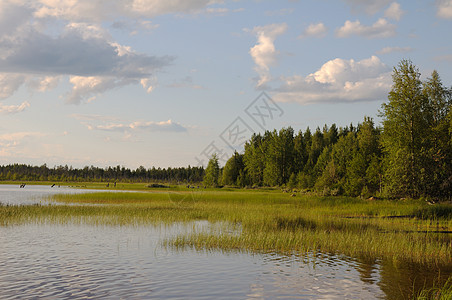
xmin=263 ymin=128 xmax=295 ymax=186
xmin=0 ymin=163 xmax=205 ymax=183
xmin=203 ymin=154 xmax=220 ymax=187
xmin=381 ymin=60 xmax=451 ymax=198
xmin=221 ymin=151 xmax=245 ymax=186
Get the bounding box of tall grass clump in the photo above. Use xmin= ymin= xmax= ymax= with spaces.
xmin=415 ymin=278 xmax=452 ymax=300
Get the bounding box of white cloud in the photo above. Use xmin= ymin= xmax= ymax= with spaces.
xmin=248 ymin=23 xmax=288 ymax=87
xmin=204 ymin=8 xmax=230 ymax=15
xmin=0 ymin=131 xmax=46 ymax=157
xmin=384 ymin=2 xmax=404 ymax=21
xmin=130 ymin=0 xmax=221 ymax=17
xmin=376 ymin=46 xmax=412 ymax=55
xmin=0 ymin=11 xmax=173 ymax=103
xmin=0 ymin=26 xmax=173 ymax=78
xmin=343 ymin=0 xmax=392 ymax=15
xmin=273 ymin=56 xmax=392 ymax=104
xmin=0 ymin=101 xmax=30 ymax=114
xmin=28 ymin=76 xmax=60 ymax=92
xmin=436 ymin=0 xmax=452 ymax=19
xmin=87 ymin=119 xmax=188 ymax=133
xmin=35 ymin=0 xmax=215 ymax=21
xmin=0 ymin=73 xmax=26 ymax=99
xmin=336 ymin=18 xmax=396 ymax=38
xmin=140 ymin=78 xmax=155 ymax=93
xmin=299 ymin=23 xmax=327 ymax=38
xmin=67 ymin=76 xmax=136 ymax=104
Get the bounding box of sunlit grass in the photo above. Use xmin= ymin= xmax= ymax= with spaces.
xmin=1 ymin=189 xmax=451 ymax=268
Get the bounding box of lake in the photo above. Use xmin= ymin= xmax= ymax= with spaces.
xmin=0 ymin=185 xmax=448 ymax=299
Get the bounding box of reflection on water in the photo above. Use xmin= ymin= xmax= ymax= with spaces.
xmin=0 ymin=224 xmax=385 ymax=299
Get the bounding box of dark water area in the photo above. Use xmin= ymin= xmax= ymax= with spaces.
xmin=0 ymin=185 xmax=450 ymax=299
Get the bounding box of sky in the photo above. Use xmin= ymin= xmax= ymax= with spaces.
xmin=0 ymin=0 xmax=451 ymax=169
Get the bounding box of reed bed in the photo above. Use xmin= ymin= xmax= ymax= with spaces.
xmin=1 ymin=190 xmax=451 ymax=268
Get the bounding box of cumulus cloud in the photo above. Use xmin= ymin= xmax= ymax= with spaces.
xmin=343 ymin=0 xmax=392 ymax=15
xmin=436 ymin=0 xmax=452 ymax=19
xmin=0 ymin=26 xmax=173 ymax=78
xmin=67 ymin=76 xmax=136 ymax=104
xmin=273 ymin=56 xmax=392 ymax=104
xmin=87 ymin=119 xmax=188 ymax=133
xmin=0 ymin=101 xmax=30 ymax=114
xmin=384 ymin=2 xmax=404 ymax=21
xmin=0 ymin=14 xmax=173 ymax=103
xmin=376 ymin=46 xmax=412 ymax=55
xmin=299 ymin=23 xmax=327 ymax=38
xmin=248 ymin=23 xmax=288 ymax=87
xmin=0 ymin=74 xmax=27 ymax=99
xmin=336 ymin=18 xmax=396 ymax=38
xmin=0 ymin=1 xmax=177 ymax=103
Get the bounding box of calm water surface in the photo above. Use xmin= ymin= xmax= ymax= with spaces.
xmin=0 ymin=185 xmax=449 ymax=299
xmin=0 ymin=184 xmax=103 ymax=205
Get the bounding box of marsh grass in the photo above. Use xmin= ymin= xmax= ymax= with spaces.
xmin=1 ymin=189 xmax=451 ymax=268
xmin=415 ymin=278 xmax=452 ymax=300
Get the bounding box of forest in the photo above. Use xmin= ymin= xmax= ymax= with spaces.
xmin=205 ymin=60 xmax=452 ymax=199
xmin=1 ymin=60 xmax=451 ymax=199
xmin=0 ymin=164 xmax=205 ymax=184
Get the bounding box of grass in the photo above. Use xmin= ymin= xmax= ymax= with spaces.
xmin=1 ymin=189 xmax=450 ymax=265
xmin=1 ymin=187 xmax=451 ymax=298
xmin=415 ymin=278 xmax=452 ymax=300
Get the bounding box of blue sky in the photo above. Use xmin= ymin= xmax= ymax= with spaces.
xmin=0 ymin=0 xmax=451 ymax=168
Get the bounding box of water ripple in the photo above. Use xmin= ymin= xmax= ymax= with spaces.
xmin=0 ymin=224 xmax=388 ymax=299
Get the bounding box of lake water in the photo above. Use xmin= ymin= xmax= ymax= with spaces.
xmin=0 ymin=185 xmax=449 ymax=299
xmin=0 ymin=184 xmax=102 ymax=205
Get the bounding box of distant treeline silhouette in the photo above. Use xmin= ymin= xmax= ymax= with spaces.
xmin=0 ymin=164 xmax=204 ymax=183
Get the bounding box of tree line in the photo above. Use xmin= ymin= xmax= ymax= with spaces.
xmin=0 ymin=164 xmax=204 ymax=183
xmin=205 ymin=60 xmax=452 ymax=199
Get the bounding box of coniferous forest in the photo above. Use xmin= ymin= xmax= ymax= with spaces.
xmin=2 ymin=60 xmax=451 ymax=199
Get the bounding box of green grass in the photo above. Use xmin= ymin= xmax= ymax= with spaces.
xmin=415 ymin=278 xmax=452 ymax=300
xmin=1 ymin=189 xmax=450 ymax=266
xmin=2 ymin=188 xmax=451 ymax=298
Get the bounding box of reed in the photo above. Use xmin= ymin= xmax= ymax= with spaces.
xmin=1 ymin=189 xmax=451 ymax=268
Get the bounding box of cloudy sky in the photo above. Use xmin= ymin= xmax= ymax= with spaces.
xmin=0 ymin=0 xmax=451 ymax=168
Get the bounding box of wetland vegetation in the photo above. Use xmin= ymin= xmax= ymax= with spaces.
xmin=1 ymin=187 xmax=451 ymax=298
